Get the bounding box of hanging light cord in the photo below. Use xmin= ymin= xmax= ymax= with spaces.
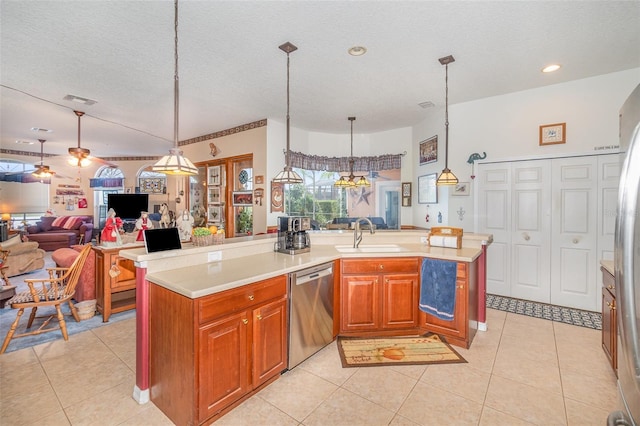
xmin=444 ymin=62 xmax=449 ymax=169
xmin=173 ymin=0 xmax=180 ymax=149
xmin=285 ymin=49 xmax=291 ymax=169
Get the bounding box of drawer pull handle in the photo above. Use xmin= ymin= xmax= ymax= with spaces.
xmin=256 ymin=314 xmax=262 ymax=320
xmin=242 ymin=319 xmax=248 ymax=325
xmin=379 ymin=264 xmax=384 ymax=270
xmin=607 ymin=285 xmax=614 ymax=290
xmin=606 ymin=302 xmax=616 ymax=310
xmin=457 ymin=285 xmax=464 ymax=290
xmin=248 ymin=295 xmax=254 ymax=301
xmin=386 ymin=278 xmax=389 ymax=284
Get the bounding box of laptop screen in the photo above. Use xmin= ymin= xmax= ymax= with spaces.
xmin=143 ymin=228 xmax=182 ymax=253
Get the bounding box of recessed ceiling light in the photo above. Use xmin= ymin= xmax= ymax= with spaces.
xmin=30 ymin=127 xmax=52 ymax=133
xmin=418 ymin=101 xmax=435 ymax=109
xmin=348 ymin=46 xmax=367 ymax=56
xmin=542 ymin=64 xmax=561 ymax=73
xmin=63 ymin=94 xmax=97 ymax=105
xmin=15 ymin=140 xmax=35 ymax=145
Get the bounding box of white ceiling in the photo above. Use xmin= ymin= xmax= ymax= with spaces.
xmin=1 ymin=0 xmax=639 ymax=160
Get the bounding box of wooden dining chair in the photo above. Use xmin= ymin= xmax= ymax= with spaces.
xmin=0 ymin=244 xmax=93 ymax=354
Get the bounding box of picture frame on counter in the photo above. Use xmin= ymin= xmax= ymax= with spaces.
xmin=539 ymin=122 xmax=566 ymax=146
xmin=418 ymin=173 xmax=438 ymax=204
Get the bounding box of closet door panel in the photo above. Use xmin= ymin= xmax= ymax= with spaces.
xmin=551 ymin=157 xmax=597 ymax=311
xmin=478 ymin=164 xmax=511 ymax=297
xmin=598 ymin=154 xmax=620 ymax=263
xmin=511 ymin=161 xmax=551 ymax=303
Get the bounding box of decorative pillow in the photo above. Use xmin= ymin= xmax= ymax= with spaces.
xmin=40 ymin=216 xmax=57 ymax=232
xmin=51 ymin=216 xmax=69 ymax=229
xmin=0 ymin=235 xmax=22 ymax=248
xmin=63 ymin=216 xmax=84 ymax=230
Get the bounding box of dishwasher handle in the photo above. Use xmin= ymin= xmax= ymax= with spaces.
xmin=294 ymin=266 xmax=333 ymax=285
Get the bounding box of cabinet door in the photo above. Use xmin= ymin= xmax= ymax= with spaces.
xmin=420 ymin=263 xmax=468 ymax=343
xmin=382 ymin=273 xmax=418 ymax=329
xmin=602 ymin=287 xmax=616 ymax=370
xmin=199 ymin=311 xmax=249 ymax=421
xmin=341 ymin=275 xmax=379 ymax=332
xmin=252 ymin=297 xmax=288 ymax=388
xmin=110 ymin=255 xmax=136 ymax=289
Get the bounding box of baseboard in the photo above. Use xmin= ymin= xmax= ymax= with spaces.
xmin=133 ymin=386 xmax=150 ymax=404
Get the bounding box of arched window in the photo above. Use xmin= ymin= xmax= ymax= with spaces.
xmin=93 ymin=167 xmax=125 ymax=228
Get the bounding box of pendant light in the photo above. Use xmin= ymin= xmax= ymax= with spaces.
xmin=68 ymin=110 xmax=91 ymax=167
xmin=153 ymin=0 xmax=197 ymax=176
xmin=335 ymin=117 xmax=370 ymax=187
xmin=33 ymin=139 xmax=55 ymax=178
xmin=436 ymin=55 xmax=459 ymax=186
xmin=272 ymin=42 xmax=303 ymax=184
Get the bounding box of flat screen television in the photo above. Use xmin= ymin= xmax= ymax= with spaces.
xmin=107 ymin=193 xmax=149 ymax=220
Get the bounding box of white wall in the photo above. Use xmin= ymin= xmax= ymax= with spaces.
xmin=412 ymin=68 xmax=640 ymax=229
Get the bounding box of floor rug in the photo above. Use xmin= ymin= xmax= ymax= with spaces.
xmin=486 ymin=294 xmax=602 ymax=330
xmin=337 ymin=333 xmax=466 ymax=368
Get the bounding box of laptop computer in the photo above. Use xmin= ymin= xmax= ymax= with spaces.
xmin=143 ymin=228 xmax=182 ymax=253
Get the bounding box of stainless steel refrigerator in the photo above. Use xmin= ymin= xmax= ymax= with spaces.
xmin=609 ymin=84 xmax=640 ymax=426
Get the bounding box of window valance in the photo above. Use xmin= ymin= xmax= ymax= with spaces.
xmin=0 ymin=173 xmax=50 ymax=184
xmin=89 ymin=178 xmax=124 ymax=188
xmin=288 ymin=151 xmax=403 ymax=172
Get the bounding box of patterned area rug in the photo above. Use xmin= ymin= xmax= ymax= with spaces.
xmin=337 ymin=333 xmax=466 ymax=368
xmin=486 ymin=294 xmax=602 ymax=330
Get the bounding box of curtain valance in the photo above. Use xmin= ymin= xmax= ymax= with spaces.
xmin=89 ymin=178 xmax=124 ymax=188
xmin=288 ymin=150 xmax=403 ymax=172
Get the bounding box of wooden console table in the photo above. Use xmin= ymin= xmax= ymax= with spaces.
xmin=92 ymin=245 xmax=142 ymax=322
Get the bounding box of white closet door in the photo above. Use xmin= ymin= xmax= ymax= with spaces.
xmin=510 ymin=160 xmax=551 ymax=303
xmin=478 ymin=164 xmax=511 ymax=297
xmin=597 ymin=154 xmax=620 ymax=263
xmin=550 ymin=157 xmax=598 ymax=311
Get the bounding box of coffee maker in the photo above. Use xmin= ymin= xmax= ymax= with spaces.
xmin=275 ymin=216 xmax=311 ymax=254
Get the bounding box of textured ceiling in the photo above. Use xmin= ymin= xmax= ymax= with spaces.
xmin=1 ymin=0 xmax=639 ymax=160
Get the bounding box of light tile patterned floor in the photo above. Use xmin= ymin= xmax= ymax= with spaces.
xmin=0 ymin=308 xmax=617 ymax=425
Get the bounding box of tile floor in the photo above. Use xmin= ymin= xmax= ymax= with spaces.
xmin=0 ymin=308 xmax=618 ymax=425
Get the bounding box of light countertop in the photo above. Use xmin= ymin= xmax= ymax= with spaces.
xmin=138 ymin=239 xmax=487 ymax=299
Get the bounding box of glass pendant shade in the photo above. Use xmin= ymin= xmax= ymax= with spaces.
xmin=273 ymin=167 xmax=303 ymax=184
xmin=436 ymin=167 xmax=458 ymax=185
xmin=355 ymin=175 xmax=371 ymax=187
xmin=153 ymin=148 xmax=198 ymax=175
xmin=153 ymin=0 xmax=197 ymax=176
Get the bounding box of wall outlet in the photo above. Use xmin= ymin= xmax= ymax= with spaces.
xmin=208 ymin=251 xmax=222 ymax=262
xmin=420 ymin=236 xmax=428 ymax=243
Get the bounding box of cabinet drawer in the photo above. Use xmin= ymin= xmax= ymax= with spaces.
xmin=342 ymin=258 xmax=419 ymax=274
xmin=198 ymin=275 xmax=287 ymax=324
xmin=601 ymin=266 xmax=615 ymax=292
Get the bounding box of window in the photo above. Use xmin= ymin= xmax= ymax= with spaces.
xmin=284 ymin=168 xmax=401 ymax=229
xmin=93 ymin=167 xmax=124 ymax=228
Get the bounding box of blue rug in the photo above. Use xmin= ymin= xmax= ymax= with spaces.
xmin=0 ymin=303 xmax=136 ymax=354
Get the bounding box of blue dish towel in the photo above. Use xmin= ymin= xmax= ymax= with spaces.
xmin=419 ymin=258 xmax=457 ymax=321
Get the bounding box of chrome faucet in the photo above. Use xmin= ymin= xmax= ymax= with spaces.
xmin=353 ymin=217 xmax=375 ymax=248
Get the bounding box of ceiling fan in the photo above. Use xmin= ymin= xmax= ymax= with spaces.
xmin=67 ymin=110 xmax=117 ymax=168
xmin=32 ymin=139 xmax=56 ymax=178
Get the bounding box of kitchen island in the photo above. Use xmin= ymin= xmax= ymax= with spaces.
xmin=119 ymin=230 xmax=491 ymax=424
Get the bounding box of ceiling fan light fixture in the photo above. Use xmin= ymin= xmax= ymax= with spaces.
xmin=436 ymin=55 xmax=459 ymax=186
xmin=33 ymin=139 xmax=56 ymax=178
xmin=152 ymin=0 xmax=197 ymax=176
xmin=272 ymin=41 xmax=303 ymax=185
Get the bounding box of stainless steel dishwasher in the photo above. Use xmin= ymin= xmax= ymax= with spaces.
xmin=288 ymin=262 xmax=334 ymax=369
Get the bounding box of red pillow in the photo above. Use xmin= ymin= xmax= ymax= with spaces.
xmin=63 ymin=216 xmax=84 ymax=230
xmin=51 ymin=216 xmax=69 ymax=229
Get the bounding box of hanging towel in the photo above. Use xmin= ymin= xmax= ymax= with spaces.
xmin=420 ymin=258 xmax=457 ymax=321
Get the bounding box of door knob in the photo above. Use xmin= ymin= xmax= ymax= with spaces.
xmin=523 ymin=233 xmax=530 ymax=241
xmin=572 ymin=238 xmax=579 ymax=244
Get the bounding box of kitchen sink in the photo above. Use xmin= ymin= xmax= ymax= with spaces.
xmin=335 ymin=244 xmax=409 ymax=253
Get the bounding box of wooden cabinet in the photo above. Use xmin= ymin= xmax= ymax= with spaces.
xmin=341 ymin=257 xmax=419 ymax=335
xmin=149 ymin=275 xmax=288 ymax=426
xmin=92 ymin=245 xmax=140 ymax=322
xmin=601 ymin=265 xmax=617 ymax=372
xmin=419 ymin=261 xmax=478 ymax=349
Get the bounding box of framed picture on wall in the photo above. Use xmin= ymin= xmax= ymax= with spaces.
xmin=539 ymin=122 xmax=566 ymax=145
xmin=419 ymin=136 xmax=438 ymax=165
xmin=232 ymin=191 xmax=253 ymax=206
xmin=418 ymin=173 xmax=438 ymax=204
xmin=451 ymin=182 xmax=470 ymax=196
xmin=401 ymin=182 xmax=412 ymax=207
